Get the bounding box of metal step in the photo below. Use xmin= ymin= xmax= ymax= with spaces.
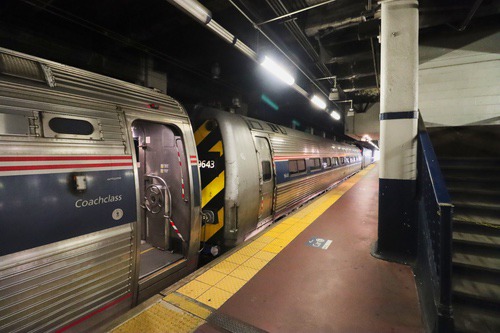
xmin=453 ymin=228 xmax=500 ymax=248
xmin=448 ymin=187 xmax=500 ymax=197
xmin=453 ymin=208 xmax=500 ymax=228
xmin=453 ymin=269 xmax=500 ymax=304
xmin=453 ymin=199 xmax=500 ymax=211
xmin=453 ymin=246 xmax=500 ymax=273
xmin=453 ymin=301 xmax=500 ymax=333
xmin=438 ymin=157 xmax=500 ymax=168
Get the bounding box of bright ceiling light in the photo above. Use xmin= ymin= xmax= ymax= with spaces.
xmin=330 ymin=110 xmax=341 ymax=120
xmin=168 ymin=0 xmax=212 ymax=24
xmin=260 ymin=56 xmax=295 ymax=86
xmin=310 ymin=95 xmax=327 ymax=109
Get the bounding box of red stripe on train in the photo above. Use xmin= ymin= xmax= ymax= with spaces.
xmin=0 ymin=162 xmax=133 ymax=172
xmin=0 ymin=156 xmax=132 ymax=162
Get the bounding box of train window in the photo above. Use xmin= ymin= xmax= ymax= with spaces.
xmin=289 ymin=159 xmax=306 ymax=175
xmin=49 ymin=118 xmax=94 ymax=135
xmin=308 ymin=158 xmax=321 ymax=171
xmin=42 ymin=112 xmax=102 ymax=140
xmin=262 ymin=161 xmax=272 ymax=181
xmin=250 ymin=120 xmax=263 ymax=130
xmin=267 ymin=123 xmax=279 ymax=133
xmin=278 ymin=126 xmax=287 ymax=135
xmin=332 ymin=157 xmax=339 ymax=166
xmin=322 ymin=157 xmax=332 ymax=168
xmin=339 ymin=157 xmax=345 ymax=164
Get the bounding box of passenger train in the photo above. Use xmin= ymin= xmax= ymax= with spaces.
xmin=193 ymin=107 xmax=362 ymax=254
xmin=0 ymin=48 xmax=362 ymax=332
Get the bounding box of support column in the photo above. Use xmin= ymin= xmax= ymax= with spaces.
xmin=375 ymin=0 xmax=419 ymax=262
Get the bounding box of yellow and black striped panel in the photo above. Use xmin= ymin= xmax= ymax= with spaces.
xmin=194 ymin=120 xmax=225 ymax=243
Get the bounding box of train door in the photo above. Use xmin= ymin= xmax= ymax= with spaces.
xmin=131 ymin=120 xmax=190 ymax=284
xmin=254 ymin=136 xmax=275 ymax=226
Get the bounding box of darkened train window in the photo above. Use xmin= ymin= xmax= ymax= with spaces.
xmin=339 ymin=157 xmax=345 ymax=164
xmin=289 ymin=159 xmax=306 ymax=175
xmin=278 ymin=126 xmax=287 ymax=134
xmin=323 ymin=157 xmax=332 ymax=168
xmin=267 ymin=123 xmax=279 ymax=133
xmin=332 ymin=157 xmax=339 ymax=166
xmin=250 ymin=120 xmax=263 ymax=130
xmin=262 ymin=161 xmax=272 ymax=181
xmin=308 ymin=158 xmax=321 ymax=171
xmin=49 ymin=117 xmax=94 ymax=135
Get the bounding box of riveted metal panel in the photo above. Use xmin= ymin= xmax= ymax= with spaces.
xmin=0 ymin=47 xmax=200 ymax=332
xmin=0 ymin=225 xmax=133 ymax=333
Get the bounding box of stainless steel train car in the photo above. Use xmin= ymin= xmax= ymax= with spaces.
xmin=193 ymin=107 xmax=362 ymax=253
xmin=0 ymin=48 xmax=202 ymax=332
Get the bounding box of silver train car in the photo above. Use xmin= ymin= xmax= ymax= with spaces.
xmin=0 ymin=48 xmax=202 ymax=332
xmin=193 ymin=107 xmax=362 ymax=252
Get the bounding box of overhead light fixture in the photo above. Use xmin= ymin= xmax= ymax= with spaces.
xmin=260 ymin=56 xmax=295 ymax=86
xmin=167 ymin=0 xmax=212 ymax=24
xmin=328 ymin=77 xmax=340 ymax=101
xmin=310 ymin=94 xmax=327 ymax=110
xmin=328 ymin=87 xmax=339 ymax=101
xmin=330 ymin=110 xmax=341 ymax=120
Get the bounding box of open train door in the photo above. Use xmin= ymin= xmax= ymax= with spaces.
xmin=253 ymin=136 xmax=275 ymax=227
xmin=130 ymin=119 xmax=193 ymax=302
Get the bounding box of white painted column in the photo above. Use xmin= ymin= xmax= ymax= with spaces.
xmin=376 ymin=0 xmax=419 ymax=261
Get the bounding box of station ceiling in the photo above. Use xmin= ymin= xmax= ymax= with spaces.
xmin=1 ymin=0 xmax=499 ymax=138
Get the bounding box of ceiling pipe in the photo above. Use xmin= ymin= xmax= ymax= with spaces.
xmin=454 ymin=0 xmax=484 ymax=31
xmin=262 ymin=0 xmax=336 ymax=89
xmin=164 ymin=0 xmax=331 ymax=114
xmin=256 ymin=0 xmax=337 ymax=26
xmin=226 ymin=0 xmax=331 ymax=99
xmin=165 ymin=0 xmax=258 ymax=61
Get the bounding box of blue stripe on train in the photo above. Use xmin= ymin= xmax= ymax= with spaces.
xmin=274 ymin=160 xmax=348 ymax=184
xmin=0 ymin=169 xmax=136 ymax=256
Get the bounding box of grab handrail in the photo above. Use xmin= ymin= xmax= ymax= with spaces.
xmin=416 ymin=115 xmax=454 ymax=332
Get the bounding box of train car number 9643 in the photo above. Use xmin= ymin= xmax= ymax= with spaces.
xmin=198 ymin=160 xmax=215 ymax=168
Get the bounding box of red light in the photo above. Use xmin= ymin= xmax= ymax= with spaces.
xmin=148 ymin=103 xmax=160 ymax=110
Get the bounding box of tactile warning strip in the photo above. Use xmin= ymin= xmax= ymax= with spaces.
xmin=110 ymin=165 xmax=375 ymax=333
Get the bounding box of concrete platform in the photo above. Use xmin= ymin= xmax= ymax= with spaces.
xmin=108 ymin=164 xmax=423 ymax=333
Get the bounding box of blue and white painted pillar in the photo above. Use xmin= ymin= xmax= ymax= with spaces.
xmin=376 ymin=0 xmax=419 ymax=261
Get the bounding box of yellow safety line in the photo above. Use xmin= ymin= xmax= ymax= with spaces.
xmin=111 ymin=164 xmax=376 ymax=333
xmin=140 ymin=247 xmax=155 ymax=255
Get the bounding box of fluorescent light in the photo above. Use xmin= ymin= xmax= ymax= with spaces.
xmin=330 ymin=110 xmax=341 ymax=120
xmin=260 ymin=56 xmax=295 ymax=86
xmin=310 ymin=95 xmax=327 ymax=109
xmin=168 ymin=0 xmax=211 ymax=24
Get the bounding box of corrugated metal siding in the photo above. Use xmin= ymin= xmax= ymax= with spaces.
xmin=274 ymin=166 xmax=360 ymax=215
xmin=0 ymin=47 xmax=183 ymax=116
xmin=0 ymin=225 xmax=133 ymax=333
xmin=268 ymin=129 xmax=362 ymax=216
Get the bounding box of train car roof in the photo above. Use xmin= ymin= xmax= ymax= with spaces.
xmin=0 ymin=47 xmax=186 ymax=116
xmin=195 ymin=106 xmax=360 ymax=153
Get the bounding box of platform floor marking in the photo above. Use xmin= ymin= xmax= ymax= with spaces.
xmin=163 ymin=293 xmax=212 ymax=320
xmin=112 ymin=302 xmax=204 ymax=333
xmin=196 ymin=286 xmax=233 ymax=308
xmin=110 ymin=164 xmax=376 ymax=333
xmin=176 ymin=280 xmax=212 ymax=299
